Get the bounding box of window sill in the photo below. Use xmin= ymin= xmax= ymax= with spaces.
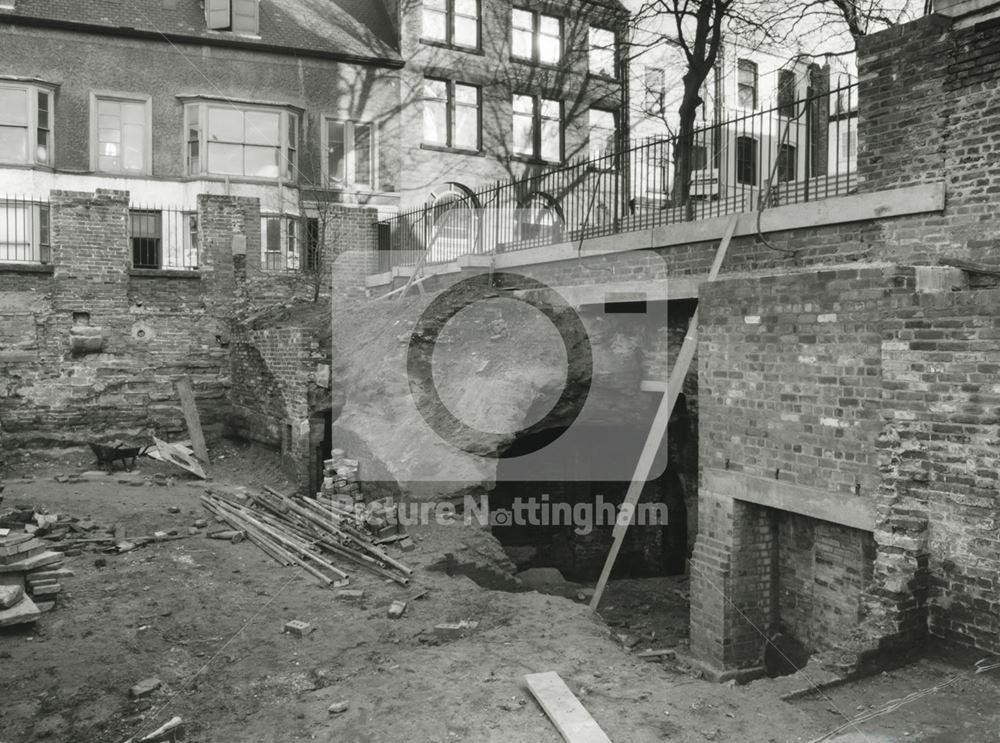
xmin=184 ymin=173 xmax=298 ymax=187
xmin=509 ymin=155 xmax=562 ymax=166
xmin=0 ymin=262 xmax=54 ymax=274
xmin=419 ymin=39 xmax=484 ymax=56
xmin=129 ymin=268 xmax=201 ymax=279
xmin=420 ymin=143 xmax=484 ymax=157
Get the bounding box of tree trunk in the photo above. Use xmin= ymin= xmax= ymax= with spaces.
xmin=672 ymin=72 xmax=704 ymax=221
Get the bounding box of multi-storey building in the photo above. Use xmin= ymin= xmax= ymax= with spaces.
xmin=0 ymin=0 xmax=403 ymax=272
xmin=386 ymin=0 xmax=630 ymax=206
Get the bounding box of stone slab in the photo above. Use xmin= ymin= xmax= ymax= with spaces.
xmin=0 ymin=551 xmax=66 ymax=574
xmin=0 ymin=594 xmax=40 ymax=627
xmin=0 ymin=584 xmax=24 ymax=609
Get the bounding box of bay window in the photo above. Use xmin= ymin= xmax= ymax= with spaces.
xmin=0 ymin=82 xmax=53 ymax=167
xmin=184 ymin=101 xmax=298 ymax=180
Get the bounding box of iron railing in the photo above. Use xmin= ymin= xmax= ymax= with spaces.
xmin=377 ymin=82 xmax=859 ymax=272
xmin=0 ymin=196 xmax=50 ymax=264
xmin=129 ymin=206 xmax=199 ymax=270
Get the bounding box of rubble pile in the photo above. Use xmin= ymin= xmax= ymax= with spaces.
xmin=0 ymin=524 xmax=69 ymax=625
xmin=318 ymin=449 xmax=363 ymax=505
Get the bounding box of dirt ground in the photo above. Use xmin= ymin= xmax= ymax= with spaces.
xmin=1 ymin=444 xmax=998 ymax=743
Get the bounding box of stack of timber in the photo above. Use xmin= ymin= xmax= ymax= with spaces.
xmin=0 ymin=533 xmax=69 ymax=623
xmin=200 ymin=486 xmax=413 ymax=588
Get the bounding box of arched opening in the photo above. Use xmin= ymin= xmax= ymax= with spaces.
xmin=427 ymin=182 xmax=480 ymax=263
xmin=517 ymin=191 xmax=564 ymax=244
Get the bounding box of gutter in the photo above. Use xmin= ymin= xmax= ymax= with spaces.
xmin=0 ymin=13 xmax=405 ymax=69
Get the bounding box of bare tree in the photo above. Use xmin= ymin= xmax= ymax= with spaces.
xmin=629 ymin=0 xmax=916 ymax=209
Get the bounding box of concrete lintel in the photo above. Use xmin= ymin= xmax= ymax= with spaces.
xmin=702 ymin=468 xmax=876 ymax=532
xmin=487 ymin=183 xmax=945 ymax=271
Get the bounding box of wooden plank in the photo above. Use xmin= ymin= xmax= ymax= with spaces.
xmin=525 ymin=671 xmax=612 ymax=743
xmin=589 ymin=215 xmax=738 ymax=612
xmin=152 ymin=436 xmax=207 ymax=480
xmin=175 ymin=377 xmax=209 ymax=464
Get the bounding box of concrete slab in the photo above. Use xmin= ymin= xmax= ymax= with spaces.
xmin=0 ymin=594 xmax=40 ymax=627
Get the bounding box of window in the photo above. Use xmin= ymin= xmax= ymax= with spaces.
xmin=777 ymin=69 xmax=796 ymax=118
xmin=205 ymin=0 xmax=259 ymax=35
xmin=512 ymin=94 xmax=561 ymax=162
xmin=736 ymin=136 xmax=757 ymax=185
xmin=422 ymin=0 xmax=480 ymax=49
xmin=184 ymin=102 xmax=298 ymax=180
xmin=92 ymin=95 xmax=149 ymax=174
xmin=511 ymin=9 xmax=561 ymax=65
xmin=643 ymin=67 xmax=665 ymax=113
xmin=0 ymin=83 xmax=53 ymax=166
xmin=777 ymin=143 xmax=797 ymax=183
xmin=130 ymin=209 xmax=198 ymax=269
xmin=589 ymin=27 xmax=617 ymax=77
xmin=262 ymin=215 xmax=302 ymax=271
xmin=423 ymin=79 xmax=481 ymax=151
xmin=588 ymin=109 xmax=616 ymax=159
xmin=691 ymin=143 xmax=708 ymax=171
xmin=737 ymin=59 xmax=758 ymax=110
xmin=324 ymin=119 xmax=376 ymax=188
xmin=0 ymin=199 xmax=49 ymax=264
xmin=304 ymin=217 xmax=320 ymax=271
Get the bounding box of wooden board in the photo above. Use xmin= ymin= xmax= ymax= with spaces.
xmin=152 ymin=437 xmax=207 ymax=480
xmin=175 ymin=377 xmax=209 ymax=464
xmin=525 ymin=671 xmax=612 ymax=743
xmin=589 ymin=215 xmax=738 ymax=611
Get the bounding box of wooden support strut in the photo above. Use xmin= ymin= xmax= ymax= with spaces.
xmin=588 ymin=215 xmax=738 ymax=612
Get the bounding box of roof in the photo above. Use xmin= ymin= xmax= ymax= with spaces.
xmin=0 ymin=0 xmax=402 ymax=65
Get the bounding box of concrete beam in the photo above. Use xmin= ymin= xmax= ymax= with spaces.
xmin=702 ymin=467 xmax=876 ymax=532
xmin=490 ymin=182 xmax=945 ymax=271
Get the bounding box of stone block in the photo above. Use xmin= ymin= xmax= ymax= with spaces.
xmin=0 ymin=595 xmax=40 ymax=627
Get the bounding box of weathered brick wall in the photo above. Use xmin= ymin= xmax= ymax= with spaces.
xmin=874 ymin=287 xmax=1000 ymax=654
xmin=699 ymin=267 xmax=894 ymax=496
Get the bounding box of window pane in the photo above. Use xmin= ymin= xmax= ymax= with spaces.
xmin=327 ymin=121 xmax=345 ymax=182
xmin=777 ymin=144 xmax=796 ymax=182
xmin=455 ymin=0 xmax=477 ymax=16
xmin=454 ymin=15 xmax=477 ymax=47
xmin=0 ymin=89 xmax=28 ymax=126
xmin=455 ymin=84 xmax=478 ymax=106
xmin=423 ymin=8 xmax=447 ymax=41
xmin=123 ymin=123 xmax=145 ymax=171
xmin=540 ymin=99 xmax=560 ymax=120
xmin=208 ymin=108 xmax=244 ymax=143
xmin=589 ymin=27 xmax=616 ymax=76
xmin=265 ymin=217 xmax=281 ymax=252
xmin=245 ymin=145 xmax=279 ymax=178
xmin=0 ymin=126 xmax=28 ymax=164
xmin=354 ymin=124 xmax=373 ymax=186
xmin=513 ymin=112 xmax=533 ymax=156
xmin=207 ymin=142 xmax=244 ymax=174
xmin=245 ymin=111 xmax=280 ymax=146
xmin=122 ymin=101 xmax=145 ymax=125
xmin=454 ymin=104 xmax=478 ymax=150
xmin=423 ymin=100 xmax=448 ymax=145
xmin=232 ymin=0 xmax=258 ymax=34
xmin=513 ymin=94 xmax=534 ymax=115
xmin=424 ymin=79 xmax=448 ymax=100
xmin=512 ymin=28 xmax=533 ymax=59
xmin=538 ymin=15 xmax=560 ymax=64
xmin=588 ymin=109 xmax=615 ymax=156
xmin=736 ymin=137 xmax=757 ymax=185
xmin=36 ymin=91 xmax=49 ymax=129
xmin=540 ymin=118 xmax=560 ymax=161
xmin=512 ymin=8 xmax=532 ymax=29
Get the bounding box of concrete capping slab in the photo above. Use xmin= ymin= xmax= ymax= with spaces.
xmin=0 ymin=351 xmax=36 ymax=363
xmin=915 ymin=266 xmax=968 ymax=293
xmin=488 ymin=183 xmax=944 ymax=271
xmin=702 ymin=468 xmax=876 ymax=532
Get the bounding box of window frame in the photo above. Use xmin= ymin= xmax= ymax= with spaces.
xmin=261 ymin=213 xmax=302 ymax=272
xmin=588 ymin=25 xmax=618 ymax=79
xmin=737 ymin=59 xmax=759 ymax=111
xmin=183 ymin=99 xmax=299 ymax=182
xmin=321 ymin=117 xmax=378 ymax=191
xmin=421 ymin=0 xmax=481 ymax=51
xmin=512 ymin=93 xmax=563 ymax=164
xmin=422 ymin=78 xmax=482 ymax=153
xmin=90 ymin=91 xmax=152 ymax=176
xmin=205 ymin=0 xmax=260 ymax=36
xmin=0 ymin=80 xmax=55 ymax=168
xmin=0 ymin=200 xmax=50 ymax=265
xmin=510 ymin=7 xmax=563 ymax=67
xmin=735 ymin=135 xmax=758 ymax=186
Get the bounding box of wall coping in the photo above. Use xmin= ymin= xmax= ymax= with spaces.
xmin=129 ymin=268 xmax=201 ymax=280
xmin=366 ymin=183 xmax=946 ymax=289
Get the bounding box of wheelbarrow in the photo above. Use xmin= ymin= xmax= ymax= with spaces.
xmin=89 ymin=441 xmax=151 ymax=473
